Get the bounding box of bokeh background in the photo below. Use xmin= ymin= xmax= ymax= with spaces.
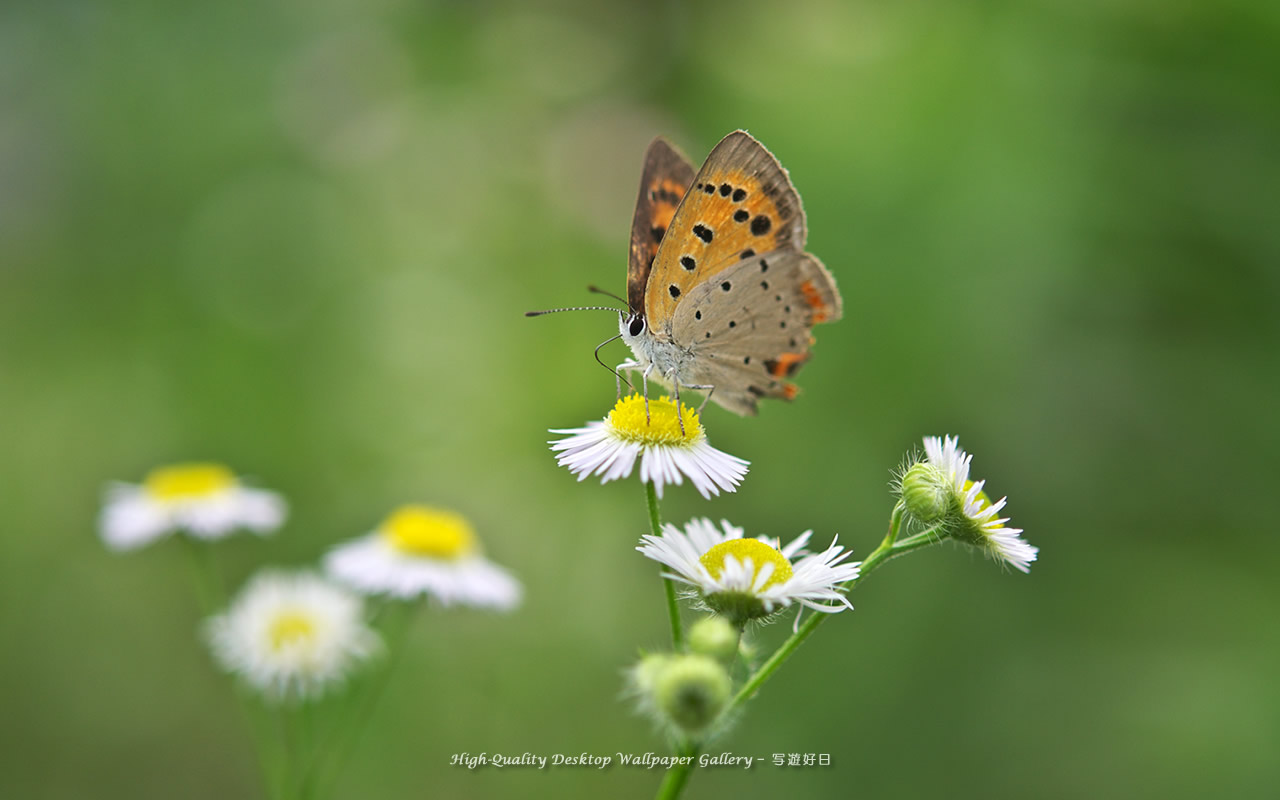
xmin=3 ymin=0 xmax=1277 ymax=798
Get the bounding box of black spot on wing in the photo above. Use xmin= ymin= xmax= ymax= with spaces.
xmin=680 ymin=255 xmax=696 ymax=270
xmin=650 ymin=225 xmax=665 ymax=242
xmin=692 ymin=224 xmax=713 ymax=243
xmin=669 ymin=285 xmax=681 ymax=299
xmin=750 ymin=215 xmax=772 ymax=236
xmin=732 ymin=188 xmax=747 ymax=202
xmin=719 ymin=183 xmax=732 ymax=196
xmin=733 ymin=209 xmax=749 ymax=223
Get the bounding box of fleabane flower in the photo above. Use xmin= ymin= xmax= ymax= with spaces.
xmin=549 ymin=394 xmax=749 ymax=499
xmin=912 ymin=435 xmax=1038 ymax=573
xmin=324 ymin=505 xmax=521 ymax=610
xmin=205 ymin=571 xmax=380 ymax=702
xmin=638 ymin=518 xmax=860 ymax=628
xmin=99 ymin=462 xmax=286 ymax=551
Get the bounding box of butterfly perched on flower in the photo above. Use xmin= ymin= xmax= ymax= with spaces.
xmin=533 ymin=130 xmax=842 ymax=417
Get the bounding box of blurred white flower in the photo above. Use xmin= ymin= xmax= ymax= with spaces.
xmin=99 ymin=463 xmax=286 ymax=551
xmin=325 ymin=505 xmax=521 ymax=610
xmin=205 ymin=571 xmax=379 ymax=702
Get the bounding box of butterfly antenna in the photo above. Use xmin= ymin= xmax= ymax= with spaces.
xmin=525 ymin=306 xmax=622 ymax=317
xmin=586 ymin=285 xmax=627 ymax=305
xmin=594 ymin=332 xmax=633 ymax=391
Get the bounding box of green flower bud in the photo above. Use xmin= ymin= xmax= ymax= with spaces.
xmin=688 ymin=616 xmax=738 ymax=662
xmin=653 ymin=654 xmax=732 ymax=735
xmin=629 ymin=653 xmax=672 ymax=695
xmin=901 ymin=461 xmax=950 ymax=523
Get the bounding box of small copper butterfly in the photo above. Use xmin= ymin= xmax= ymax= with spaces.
xmin=532 ymin=130 xmax=842 ymax=418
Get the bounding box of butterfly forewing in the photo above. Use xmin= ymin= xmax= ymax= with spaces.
xmin=644 ymin=131 xmax=807 ymax=325
xmin=627 ymin=138 xmax=697 ymax=316
xmin=669 ymin=249 xmax=841 ymax=415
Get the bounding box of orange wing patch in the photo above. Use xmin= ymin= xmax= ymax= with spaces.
xmin=627 ymin=139 xmax=696 ymax=315
xmin=764 ymin=352 xmax=810 ymax=378
xmin=645 ymin=131 xmax=806 ymax=325
xmin=799 ymin=280 xmax=833 ymax=323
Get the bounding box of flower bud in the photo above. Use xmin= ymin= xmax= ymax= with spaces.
xmin=900 ymin=461 xmax=950 ymax=523
xmin=653 ymin=654 xmax=732 ymax=735
xmin=688 ymin=616 xmax=738 ymax=662
xmin=628 ymin=653 xmax=672 ymax=696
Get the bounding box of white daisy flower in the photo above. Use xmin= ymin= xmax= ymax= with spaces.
xmin=920 ymin=435 xmax=1038 ymax=573
xmin=99 ymin=462 xmax=286 ymax=551
xmin=549 ymin=394 xmax=749 ymax=499
xmin=324 ymin=505 xmax=521 ymax=611
xmin=205 ymin=570 xmax=380 ymax=702
xmin=638 ymin=518 xmax=861 ymax=628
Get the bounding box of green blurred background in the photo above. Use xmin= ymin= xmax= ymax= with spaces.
xmin=2 ymin=0 xmax=1278 ymax=797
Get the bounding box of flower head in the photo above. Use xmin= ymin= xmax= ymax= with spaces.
xmin=625 ymin=652 xmax=733 ymax=737
xmin=99 ymin=462 xmax=286 ymax=551
xmin=916 ymin=435 xmax=1038 ymax=573
xmin=324 ymin=505 xmax=521 ymax=610
xmin=205 ymin=571 xmax=380 ymax=702
xmin=549 ymin=394 xmax=749 ymax=499
xmin=638 ymin=518 xmax=860 ymax=628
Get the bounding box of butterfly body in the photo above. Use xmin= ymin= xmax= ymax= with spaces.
xmin=616 ymin=131 xmax=843 ymax=416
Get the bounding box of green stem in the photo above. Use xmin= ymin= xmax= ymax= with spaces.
xmin=296 ymin=702 xmax=317 ymax=800
xmin=645 ymin=481 xmax=683 ymax=650
xmin=182 ymin=538 xmax=284 ymax=798
xmin=310 ymin=600 xmax=418 ymax=798
xmin=654 ymin=741 xmax=698 ymax=800
xmin=727 ymin=511 xmax=941 ymax=716
xmin=181 ymin=536 xmax=227 ymax=614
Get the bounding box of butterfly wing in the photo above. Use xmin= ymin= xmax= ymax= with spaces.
xmin=644 ymin=130 xmax=807 ymax=325
xmin=627 ymin=138 xmax=697 ymax=316
xmin=670 ymin=249 xmax=842 ymax=415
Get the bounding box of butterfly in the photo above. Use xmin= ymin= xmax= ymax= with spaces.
xmin=616 ymin=130 xmax=842 ymax=417
xmin=531 ymin=130 xmax=842 ymax=420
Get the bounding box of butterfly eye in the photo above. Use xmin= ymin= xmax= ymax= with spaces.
xmin=628 ymin=317 xmax=645 ymax=336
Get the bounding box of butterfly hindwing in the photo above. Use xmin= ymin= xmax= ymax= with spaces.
xmin=669 ymin=249 xmax=842 ymax=415
xmin=627 ymin=138 xmax=697 ymax=316
xmin=644 ymin=130 xmax=807 ymax=326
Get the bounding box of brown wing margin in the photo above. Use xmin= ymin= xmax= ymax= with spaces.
xmin=626 ymin=138 xmax=697 ymax=316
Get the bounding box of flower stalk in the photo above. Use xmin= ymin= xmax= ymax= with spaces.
xmin=646 ymin=480 xmax=684 ymax=650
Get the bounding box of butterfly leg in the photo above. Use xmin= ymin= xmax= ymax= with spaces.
xmin=641 ymin=363 xmax=655 ymax=424
xmin=615 ymin=359 xmax=640 ymax=401
xmin=682 ymin=383 xmax=716 ymax=415
xmin=671 ymin=372 xmax=707 ymax=435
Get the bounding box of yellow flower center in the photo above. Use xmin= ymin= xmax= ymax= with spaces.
xmin=268 ymin=612 xmax=316 ymax=651
xmin=699 ymin=539 xmax=793 ymax=589
xmin=607 ymin=394 xmax=702 ymax=445
xmin=381 ymin=505 xmax=476 ymax=559
xmin=143 ymin=463 xmax=236 ymax=500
